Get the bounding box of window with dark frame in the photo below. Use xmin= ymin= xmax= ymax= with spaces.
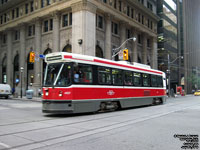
xmin=143 ymin=74 xmax=150 ymax=87
xmin=157 ymin=76 xmax=163 ymax=87
xmin=30 ymin=1 xmax=34 ymax=12
xmin=12 ymin=9 xmax=15 ymax=19
xmin=147 ymin=2 xmax=153 ymax=11
xmin=16 ymin=7 xmax=19 ymax=18
xmin=50 ymin=19 xmax=53 ymax=31
xmin=63 ymin=14 xmax=68 ymax=27
xmin=0 ymin=15 xmax=3 ymax=24
xmin=133 ymin=72 xmax=141 ymax=86
xmin=4 ymin=14 xmax=6 ymax=23
xmin=98 ymin=15 xmax=103 ymax=29
xmin=126 ymin=29 xmax=130 ymax=39
xmin=114 ymin=0 xmax=117 ymax=9
xmin=103 ymin=0 xmax=107 ymax=3
xmin=14 ymin=30 xmax=20 ymax=41
xmin=131 ymin=8 xmax=134 ymax=18
xmin=151 ymin=75 xmax=157 ymax=87
xmin=44 ymin=20 xmax=48 ymax=32
xmin=124 ymin=71 xmax=133 ymax=86
xmin=41 ymin=0 xmax=44 ymax=8
xmin=112 ymin=69 xmax=123 ymax=85
xmin=98 ymin=67 xmax=111 ymax=85
xmin=119 ymin=1 xmax=122 ymax=11
xmin=25 ymin=3 xmax=29 ymax=14
xmin=142 ymin=15 xmax=144 ymax=24
xmin=28 ymin=26 xmax=32 ymax=36
xmin=138 ymin=13 xmax=141 ymax=22
xmin=138 ymin=34 xmax=141 ymax=44
xmin=69 ymin=13 xmax=72 ymax=26
xmin=112 ymin=22 xmax=118 ymax=35
xmin=46 ymin=0 xmax=50 ymax=6
xmin=127 ymin=6 xmax=130 ymax=16
xmin=73 ymin=64 xmax=93 ymax=84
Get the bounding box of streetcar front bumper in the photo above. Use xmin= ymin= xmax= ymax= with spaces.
xmin=42 ymin=100 xmax=74 ymax=114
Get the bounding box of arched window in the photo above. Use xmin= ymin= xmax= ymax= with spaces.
xmin=2 ymin=56 xmax=6 ymax=83
xmin=96 ymin=45 xmax=103 ymax=58
xmin=13 ymin=54 xmax=19 ymax=87
xmin=62 ymin=44 xmax=72 ymax=52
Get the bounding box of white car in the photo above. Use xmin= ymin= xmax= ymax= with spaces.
xmin=0 ymin=84 xmax=12 ymax=99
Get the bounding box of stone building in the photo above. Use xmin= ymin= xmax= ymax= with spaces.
xmin=0 ymin=0 xmax=159 ymax=96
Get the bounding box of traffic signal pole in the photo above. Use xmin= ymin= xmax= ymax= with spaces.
xmin=112 ymin=37 xmax=136 ymax=60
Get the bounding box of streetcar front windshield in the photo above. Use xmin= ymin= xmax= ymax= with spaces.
xmin=44 ymin=63 xmax=71 ymax=87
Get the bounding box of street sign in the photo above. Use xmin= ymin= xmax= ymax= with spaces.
xmin=39 ymin=54 xmax=45 ymax=59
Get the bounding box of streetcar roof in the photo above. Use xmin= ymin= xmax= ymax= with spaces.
xmin=45 ymin=52 xmax=164 ymax=75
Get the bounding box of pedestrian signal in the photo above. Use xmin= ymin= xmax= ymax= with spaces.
xmin=29 ymin=52 xmax=35 ymax=63
xmin=123 ymin=49 xmax=128 ymax=60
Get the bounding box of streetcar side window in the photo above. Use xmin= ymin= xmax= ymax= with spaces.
xmin=157 ymin=76 xmax=163 ymax=87
xmin=151 ymin=75 xmax=157 ymax=87
xmin=73 ymin=64 xmax=93 ymax=84
xmin=112 ymin=69 xmax=123 ymax=85
xmin=142 ymin=73 xmax=150 ymax=87
xmin=124 ymin=71 xmax=133 ymax=86
xmin=98 ymin=67 xmax=111 ymax=85
xmin=133 ymin=72 xmax=142 ymax=86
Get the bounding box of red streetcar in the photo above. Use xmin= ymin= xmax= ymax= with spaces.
xmin=42 ymin=52 xmax=166 ymax=114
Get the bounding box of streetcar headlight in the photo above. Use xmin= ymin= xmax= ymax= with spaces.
xmin=59 ymin=91 xmax=63 ymax=97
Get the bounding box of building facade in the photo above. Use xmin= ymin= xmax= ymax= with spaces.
xmin=0 ymin=0 xmax=159 ymax=96
xmin=182 ymin=0 xmax=200 ymax=93
xmin=157 ymin=0 xmax=182 ymax=92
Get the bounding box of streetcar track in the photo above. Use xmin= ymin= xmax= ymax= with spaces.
xmin=1 ymin=102 xmax=200 ymax=150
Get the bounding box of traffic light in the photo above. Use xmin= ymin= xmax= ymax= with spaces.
xmin=29 ymin=51 xmax=35 ymax=63
xmin=123 ymin=49 xmax=128 ymax=60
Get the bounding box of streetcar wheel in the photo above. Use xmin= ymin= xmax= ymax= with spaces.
xmin=153 ymin=98 xmax=162 ymax=105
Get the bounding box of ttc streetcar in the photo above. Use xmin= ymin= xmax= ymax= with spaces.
xmin=42 ymin=52 xmax=166 ymax=114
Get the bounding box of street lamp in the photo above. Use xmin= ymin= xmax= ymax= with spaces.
xmin=20 ymin=67 xmax=24 ymax=98
xmin=167 ymin=54 xmax=183 ymax=97
xmin=112 ymin=37 xmax=136 ymax=59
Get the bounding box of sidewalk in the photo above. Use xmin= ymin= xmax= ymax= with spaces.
xmin=11 ymin=95 xmax=42 ymax=102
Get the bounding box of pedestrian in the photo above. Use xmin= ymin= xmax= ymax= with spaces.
xmin=171 ymin=88 xmax=175 ymax=97
xmin=38 ymin=88 xmax=41 ymax=97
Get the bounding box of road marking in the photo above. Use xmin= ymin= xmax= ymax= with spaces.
xmin=0 ymin=142 xmax=18 ymax=150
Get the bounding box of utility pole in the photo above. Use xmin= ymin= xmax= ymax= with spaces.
xmin=197 ymin=66 xmax=199 ymax=90
xmin=168 ymin=54 xmax=171 ymax=97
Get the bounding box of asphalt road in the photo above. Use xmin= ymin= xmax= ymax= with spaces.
xmin=0 ymin=96 xmax=199 ymax=150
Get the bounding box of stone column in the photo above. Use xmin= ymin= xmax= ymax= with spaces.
xmin=120 ymin=21 xmax=126 ymax=49
xmin=71 ymin=1 xmax=97 ymax=56
xmin=105 ymin=14 xmax=112 ymax=59
xmin=151 ymin=36 xmax=157 ymax=69
xmin=6 ymin=30 xmax=13 ymax=86
xmin=142 ymin=33 xmax=147 ymax=64
xmin=132 ymin=29 xmax=138 ymax=62
xmin=32 ymin=18 xmax=42 ymax=96
xmin=52 ymin=11 xmax=60 ymax=52
xmin=19 ymin=24 xmax=26 ymax=95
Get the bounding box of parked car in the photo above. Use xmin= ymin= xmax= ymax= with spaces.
xmin=194 ymin=90 xmax=200 ymax=96
xmin=0 ymin=84 xmax=12 ymax=99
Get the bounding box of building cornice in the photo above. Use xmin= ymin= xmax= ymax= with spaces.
xmin=71 ymin=0 xmax=97 ymax=13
